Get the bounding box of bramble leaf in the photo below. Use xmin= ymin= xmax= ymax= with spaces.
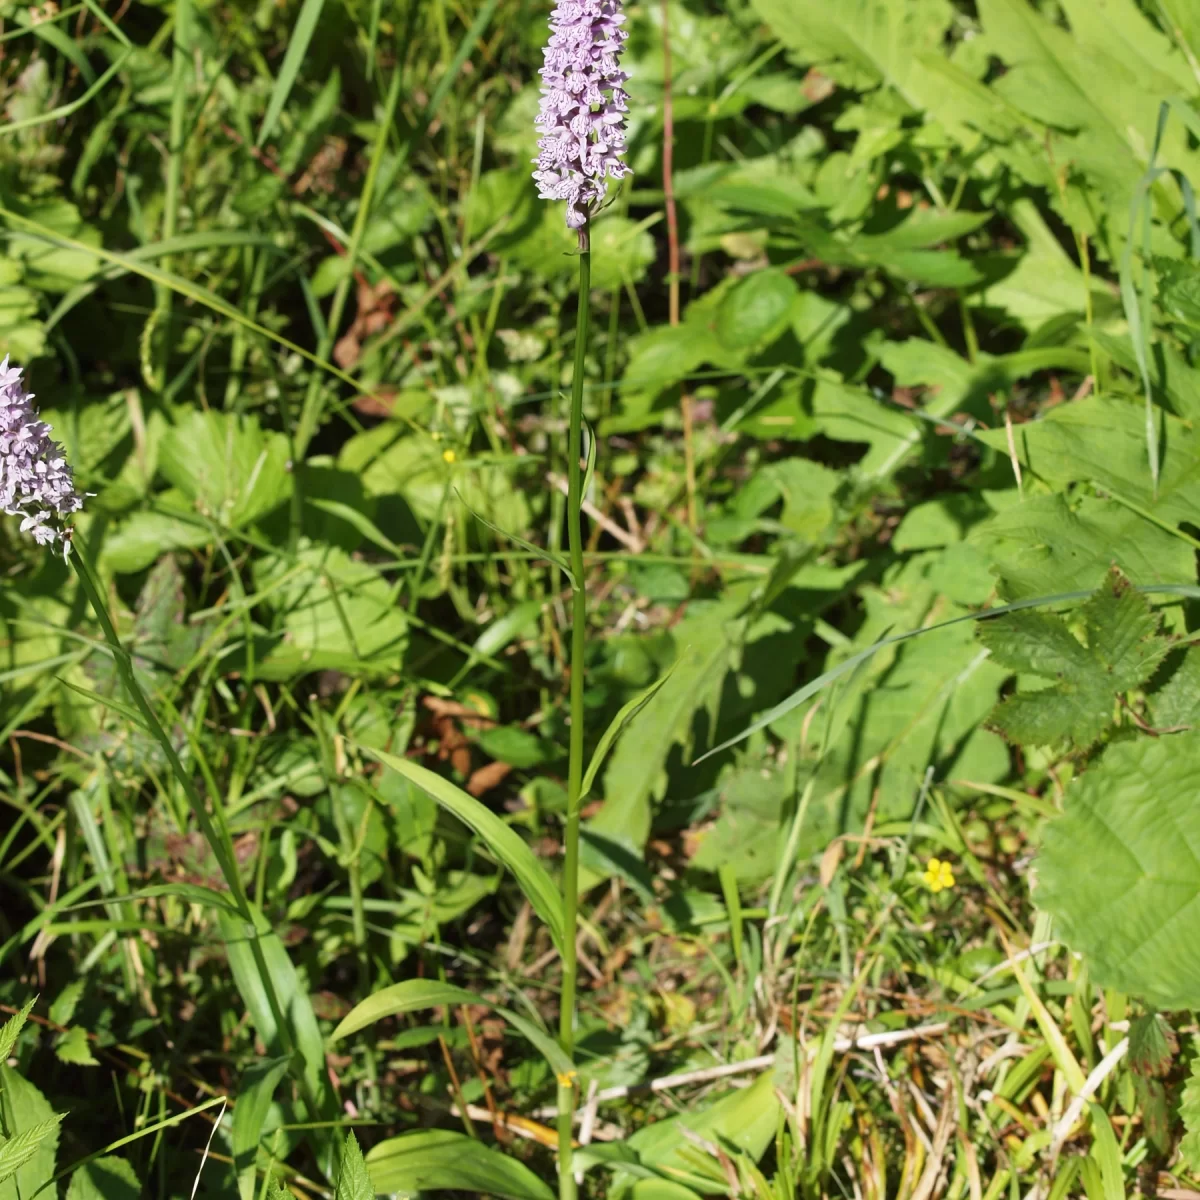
xmin=978 ymin=565 xmax=1170 ymax=748
xmin=1036 ymin=729 xmax=1200 ymax=1009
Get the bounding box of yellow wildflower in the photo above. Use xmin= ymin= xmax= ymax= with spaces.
xmin=922 ymin=857 xmax=956 ymax=894
xmin=442 ymin=449 xmax=457 ymax=464
xmin=556 ymin=1069 xmax=578 ymax=1089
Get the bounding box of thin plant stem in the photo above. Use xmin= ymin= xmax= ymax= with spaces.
xmin=660 ymin=0 xmax=696 ymax=534
xmin=557 ymin=224 xmax=591 ymax=1200
xmin=69 ymin=537 xmax=324 ymax=1129
xmin=150 ymin=0 xmax=189 ymax=389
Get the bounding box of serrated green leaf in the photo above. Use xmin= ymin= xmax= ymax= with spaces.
xmin=1151 ymin=647 xmax=1200 ymax=729
xmin=978 ymin=395 xmax=1200 ymax=529
xmin=970 ymin=493 xmax=1195 ymax=602
xmin=1037 ymin=728 xmax=1200 ymax=1008
xmin=0 ymin=1114 xmax=63 ymax=1187
xmin=750 ymin=0 xmax=953 ymax=105
xmin=334 ymin=1132 xmax=374 ymax=1200
xmin=251 ymin=544 xmax=409 ymax=680
xmin=365 ymin=1130 xmax=554 ymax=1200
xmin=1179 ymin=1048 xmax=1200 ymax=1171
xmin=54 ymin=1026 xmax=98 ymax=1067
xmin=0 ymin=1000 xmax=34 ymax=1063
xmin=979 ymin=566 xmax=1169 ymax=748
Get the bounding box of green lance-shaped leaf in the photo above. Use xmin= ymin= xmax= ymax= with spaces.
xmin=362 ymin=749 xmax=565 ymax=954
xmin=365 ymin=1130 xmax=554 ymax=1200
xmin=232 ymin=1057 xmax=292 ymax=1200
xmin=330 ymin=979 xmax=573 ymax=1079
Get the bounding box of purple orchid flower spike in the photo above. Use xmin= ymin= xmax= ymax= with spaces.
xmin=533 ymin=0 xmax=632 ymax=245
xmin=0 ymin=356 xmax=85 ymax=558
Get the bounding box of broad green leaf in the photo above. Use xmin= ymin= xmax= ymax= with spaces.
xmin=54 ymin=1027 xmax=98 ymax=1067
xmin=159 ymin=410 xmax=292 ymax=530
xmin=334 ymin=1133 xmax=374 ymax=1200
xmin=979 ymin=395 xmax=1200 ymax=530
xmin=342 ymin=425 xmax=529 ymax=532
xmin=1151 ymin=647 xmax=1200 ymax=730
xmin=365 ymin=1130 xmax=554 ymax=1200
xmin=770 ymin=552 xmax=1005 ymax=851
xmin=715 ymin=270 xmax=798 ymax=353
xmin=626 ymin=1072 xmax=781 ymax=1192
xmin=0 ymin=1067 xmax=59 ymax=1200
xmin=332 ymin=979 xmax=479 ymax=1041
xmin=697 ymin=565 xmax=1123 ymax=764
xmin=590 ymin=216 xmax=657 ymax=291
xmin=1037 ymin=728 xmax=1200 ymax=1009
xmin=252 ymin=544 xmax=409 ymax=679
xmin=1094 ymin=330 xmax=1200 ymax=422
xmin=690 ymin=759 xmax=792 ymax=882
xmin=330 ymin=978 xmax=573 ymax=1078
xmin=979 ymin=566 xmax=1170 ymax=748
xmin=233 ymin=1056 xmax=292 ymax=1200
xmin=100 ymin=498 xmax=210 ymax=575
xmin=65 ymin=1157 xmax=140 ymax=1200
xmin=749 ymin=0 xmax=953 ymax=106
xmin=1059 ymin=0 xmax=1194 ymax=92
xmin=362 ymin=750 xmax=565 ymax=954
xmin=582 ymin=596 xmax=743 ymax=883
xmin=970 ymin=494 xmax=1195 ymax=602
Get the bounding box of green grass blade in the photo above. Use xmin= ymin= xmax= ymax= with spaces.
xmin=256 ymin=0 xmax=327 ymax=147
xmin=0 ymin=50 xmax=129 ymax=134
xmin=581 ymin=660 xmax=678 ymax=796
xmin=459 ymin=491 xmax=576 ymax=588
xmin=696 ymin=584 xmax=1200 ymax=763
xmin=0 ymin=205 xmax=360 ymax=391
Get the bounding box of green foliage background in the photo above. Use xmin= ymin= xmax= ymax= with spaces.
xmin=6 ymin=0 xmax=1200 ymax=1196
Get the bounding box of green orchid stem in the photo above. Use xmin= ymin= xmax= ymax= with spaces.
xmin=557 ymin=224 xmax=591 ymax=1200
xmin=69 ymin=537 xmax=324 ymax=1131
